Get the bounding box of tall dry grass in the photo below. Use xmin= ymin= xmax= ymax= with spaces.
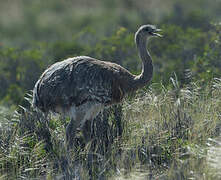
xmin=0 ymin=77 xmax=221 ymax=179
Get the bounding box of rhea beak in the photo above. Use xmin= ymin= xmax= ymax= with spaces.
xmin=152 ymin=29 xmax=163 ymax=37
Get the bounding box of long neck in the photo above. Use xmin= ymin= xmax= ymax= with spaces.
xmin=132 ymin=35 xmax=153 ymax=90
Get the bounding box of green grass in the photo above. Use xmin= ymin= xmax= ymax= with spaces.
xmin=0 ymin=77 xmax=221 ymax=179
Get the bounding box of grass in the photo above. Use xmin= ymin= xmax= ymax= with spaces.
xmin=0 ymin=77 xmax=221 ymax=179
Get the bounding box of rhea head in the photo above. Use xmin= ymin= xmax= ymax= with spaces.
xmin=135 ymin=24 xmax=162 ymax=45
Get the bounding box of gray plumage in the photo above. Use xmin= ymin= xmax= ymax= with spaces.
xmin=32 ymin=24 xmax=162 ymax=149
xmin=33 ymin=56 xmax=133 ymax=112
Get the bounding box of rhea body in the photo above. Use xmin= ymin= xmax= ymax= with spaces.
xmin=32 ymin=25 xmax=162 ymax=148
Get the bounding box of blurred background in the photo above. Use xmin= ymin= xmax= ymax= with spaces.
xmin=0 ymin=0 xmax=221 ymax=106
xmin=1 ymin=1 xmax=221 ymax=179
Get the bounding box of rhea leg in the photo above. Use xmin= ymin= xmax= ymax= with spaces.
xmin=81 ymin=103 xmax=104 ymax=142
xmin=65 ymin=104 xmax=89 ymax=150
xmin=65 ymin=117 xmax=78 ymax=150
xmin=65 ymin=105 xmax=85 ymax=150
xmin=65 ymin=112 xmax=87 ymax=149
xmin=65 ymin=102 xmax=104 ymax=150
xmin=82 ymin=120 xmax=92 ymax=143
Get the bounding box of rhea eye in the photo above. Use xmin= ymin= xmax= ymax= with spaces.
xmin=145 ymin=28 xmax=150 ymax=32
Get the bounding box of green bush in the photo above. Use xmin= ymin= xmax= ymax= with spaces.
xmin=0 ymin=47 xmax=46 ymax=105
